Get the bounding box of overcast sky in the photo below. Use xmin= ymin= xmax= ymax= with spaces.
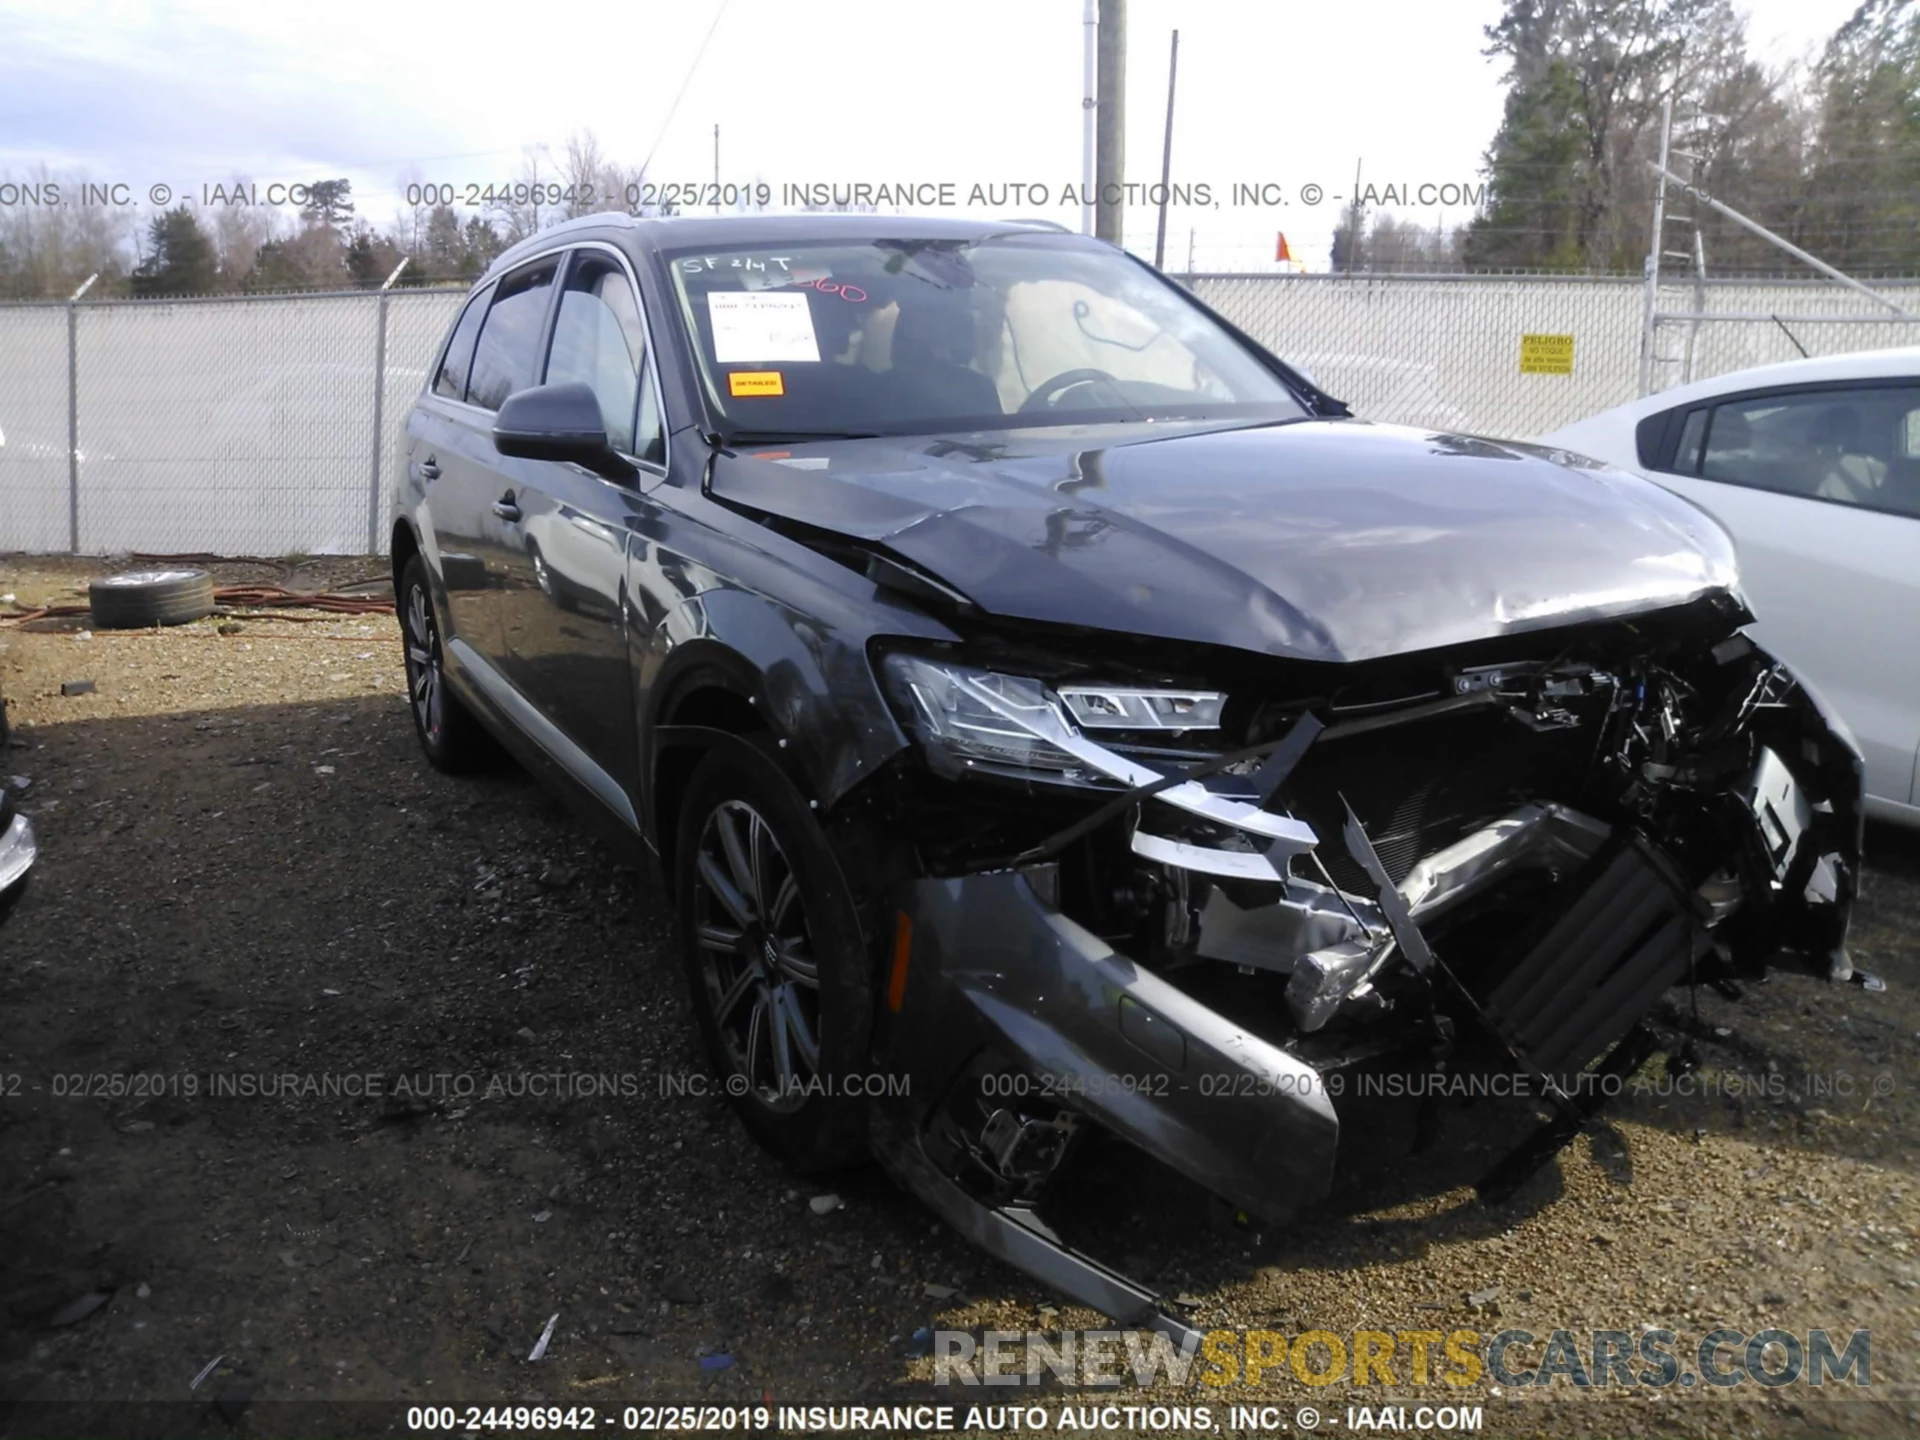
xmin=0 ymin=0 xmax=1868 ymax=272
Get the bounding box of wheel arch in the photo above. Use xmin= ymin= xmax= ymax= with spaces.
xmin=390 ymin=517 xmax=422 ymax=601
xmin=648 ymin=651 xmax=777 ymax=885
xmin=638 ymin=584 xmax=915 ymax=875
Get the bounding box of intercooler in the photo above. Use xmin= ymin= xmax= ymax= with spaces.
xmin=1480 ymin=840 xmax=1696 ymax=1083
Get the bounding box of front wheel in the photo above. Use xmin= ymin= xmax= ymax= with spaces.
xmin=675 ymin=739 xmax=873 ymax=1172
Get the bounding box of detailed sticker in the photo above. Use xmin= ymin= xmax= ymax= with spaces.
xmin=1519 ymin=333 xmax=1575 ymax=375
xmin=729 ymin=371 xmax=786 ymax=397
xmin=708 ymin=291 xmax=820 ymax=364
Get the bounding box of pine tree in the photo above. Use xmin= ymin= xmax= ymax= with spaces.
xmin=1802 ymin=0 xmax=1920 ymax=271
xmin=130 ymin=205 xmax=217 ymax=296
xmin=1465 ymin=60 xmax=1590 ymax=269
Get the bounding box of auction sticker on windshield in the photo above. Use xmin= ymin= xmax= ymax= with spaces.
xmin=728 ymin=371 xmax=786 ymax=397
xmin=707 ymin=291 xmax=820 ymax=363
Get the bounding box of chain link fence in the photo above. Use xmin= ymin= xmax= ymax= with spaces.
xmin=1647 ymin=276 xmax=1920 ymax=389
xmin=3 ymin=274 xmax=1917 ymax=556
xmin=1192 ymin=273 xmax=1647 ymax=438
xmin=0 ymin=287 xmax=466 ymax=557
xmin=0 ymin=304 xmax=72 ymax=554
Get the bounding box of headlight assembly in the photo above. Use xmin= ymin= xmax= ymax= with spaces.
xmin=881 ymin=653 xmax=1100 ymax=783
xmin=880 ymin=651 xmax=1318 ymax=857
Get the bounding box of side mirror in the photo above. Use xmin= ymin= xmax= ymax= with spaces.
xmin=493 ymin=383 xmax=632 ymax=479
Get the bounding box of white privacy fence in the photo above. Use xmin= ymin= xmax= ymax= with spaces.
xmin=3 ymin=275 xmax=1918 ymax=556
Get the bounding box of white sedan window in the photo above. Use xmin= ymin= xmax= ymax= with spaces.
xmin=1694 ymin=385 xmax=1920 ymax=518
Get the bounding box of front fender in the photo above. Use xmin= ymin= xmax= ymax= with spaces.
xmin=639 ymin=583 xmax=933 ymax=822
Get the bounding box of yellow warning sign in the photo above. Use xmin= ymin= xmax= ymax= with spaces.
xmin=1519 ymin=334 xmax=1575 ymax=375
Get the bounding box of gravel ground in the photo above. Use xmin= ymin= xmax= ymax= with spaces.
xmin=0 ymin=554 xmax=1916 ymax=1440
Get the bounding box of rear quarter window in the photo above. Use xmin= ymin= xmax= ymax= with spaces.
xmin=432 ymin=287 xmax=491 ymax=401
xmin=466 ymin=260 xmax=560 ymax=412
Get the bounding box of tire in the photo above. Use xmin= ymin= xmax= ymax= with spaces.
xmin=675 ymin=738 xmax=873 ymax=1173
xmin=397 ymin=554 xmax=495 ymax=773
xmin=528 ymin=541 xmax=573 ymax=612
xmin=88 ymin=569 xmax=215 ymax=629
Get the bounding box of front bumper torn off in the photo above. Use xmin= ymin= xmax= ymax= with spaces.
xmin=864 ymin=632 xmax=1864 ymax=1333
xmin=873 ymin=869 xmax=1339 ymax=1339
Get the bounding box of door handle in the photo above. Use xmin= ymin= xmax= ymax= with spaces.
xmin=418 ymin=458 xmax=440 ymax=481
xmin=492 ymin=493 xmax=522 ymax=523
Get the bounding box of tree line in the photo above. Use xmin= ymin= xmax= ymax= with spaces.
xmin=3 ymin=0 xmax=1916 ymax=297
xmin=1337 ymin=0 xmax=1920 ymax=274
xmin=0 ymin=133 xmax=677 ymax=301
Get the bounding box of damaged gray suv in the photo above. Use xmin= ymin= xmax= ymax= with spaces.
xmin=394 ymin=214 xmax=1862 ymax=1340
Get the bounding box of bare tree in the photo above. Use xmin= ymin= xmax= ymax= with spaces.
xmin=205 ymin=179 xmax=283 ymax=289
xmin=392 ymin=164 xmax=432 ymax=256
xmin=490 ymin=144 xmax=553 ymax=243
xmin=0 ymin=165 xmax=136 ymax=298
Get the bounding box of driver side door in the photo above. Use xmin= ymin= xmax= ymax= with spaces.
xmin=495 ymin=243 xmax=669 ymax=813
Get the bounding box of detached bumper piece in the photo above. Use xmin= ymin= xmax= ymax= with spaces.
xmin=873 ymin=870 xmax=1337 ymax=1339
xmin=0 ymin=791 xmax=36 ymax=895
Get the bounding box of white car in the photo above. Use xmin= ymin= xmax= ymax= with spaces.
xmin=1541 ymin=348 xmax=1920 ymax=826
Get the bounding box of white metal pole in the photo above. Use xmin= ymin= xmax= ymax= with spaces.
xmin=1648 ymin=160 xmax=1909 ymax=316
xmin=1686 ymin=226 xmax=1706 ymax=385
xmin=1639 ymin=95 xmax=1672 ymax=397
xmin=368 ymin=257 xmax=410 ymax=555
xmin=67 ymin=272 xmax=98 ymax=555
xmin=1081 ymin=0 xmax=1097 ymax=235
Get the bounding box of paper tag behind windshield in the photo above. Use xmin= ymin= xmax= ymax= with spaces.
xmin=706 ymin=291 xmax=820 ymax=364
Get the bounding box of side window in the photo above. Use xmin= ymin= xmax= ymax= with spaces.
xmin=544 ymin=250 xmax=666 ymax=465
xmin=1670 ymin=407 xmax=1708 ymax=476
xmin=433 ymin=287 xmax=490 ymax=401
xmin=636 ymin=365 xmax=665 ymax=466
xmin=466 ymin=259 xmax=559 ymax=412
xmin=1696 ymin=384 xmax=1920 ymax=516
xmin=546 ymin=252 xmax=645 ymax=456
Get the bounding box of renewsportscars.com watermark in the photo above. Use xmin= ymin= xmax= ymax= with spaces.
xmin=931 ymin=1327 xmax=1872 ymax=1391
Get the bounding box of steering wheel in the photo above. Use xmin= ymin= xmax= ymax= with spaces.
xmin=1018 ymin=367 xmax=1128 ymax=415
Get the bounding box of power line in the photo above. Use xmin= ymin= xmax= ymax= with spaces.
xmin=639 ymin=0 xmax=731 ymax=182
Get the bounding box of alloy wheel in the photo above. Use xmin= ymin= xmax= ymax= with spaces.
xmin=691 ymin=799 xmax=822 ymax=1113
xmin=403 ymin=582 xmax=444 ymax=742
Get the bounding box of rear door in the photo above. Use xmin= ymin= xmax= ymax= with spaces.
xmin=495 ymin=243 xmax=669 ymax=807
xmin=405 ymin=283 xmax=498 ymax=652
xmin=434 ymin=255 xmax=565 ymax=673
xmin=1647 ymin=382 xmax=1920 ymax=808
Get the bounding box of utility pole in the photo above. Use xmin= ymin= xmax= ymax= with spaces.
xmin=1153 ymin=29 xmax=1179 ymax=269
xmin=1095 ymin=0 xmax=1126 ymax=245
xmin=1081 ymin=0 xmax=1097 ymax=236
xmin=713 ymin=124 xmax=721 ymax=213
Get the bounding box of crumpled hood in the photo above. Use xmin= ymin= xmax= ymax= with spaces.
xmin=712 ymin=419 xmax=1740 ymax=663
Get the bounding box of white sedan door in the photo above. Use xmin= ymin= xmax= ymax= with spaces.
xmin=1648 ymin=384 xmax=1920 ymax=814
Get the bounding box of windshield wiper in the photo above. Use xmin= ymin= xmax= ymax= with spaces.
xmin=714 ymin=428 xmax=883 ymax=448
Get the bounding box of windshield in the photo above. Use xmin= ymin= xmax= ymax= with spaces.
xmin=664 ymin=232 xmax=1308 ymax=440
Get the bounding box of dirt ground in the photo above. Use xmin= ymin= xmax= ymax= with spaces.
xmin=0 ymin=554 xmax=1916 ymax=1440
